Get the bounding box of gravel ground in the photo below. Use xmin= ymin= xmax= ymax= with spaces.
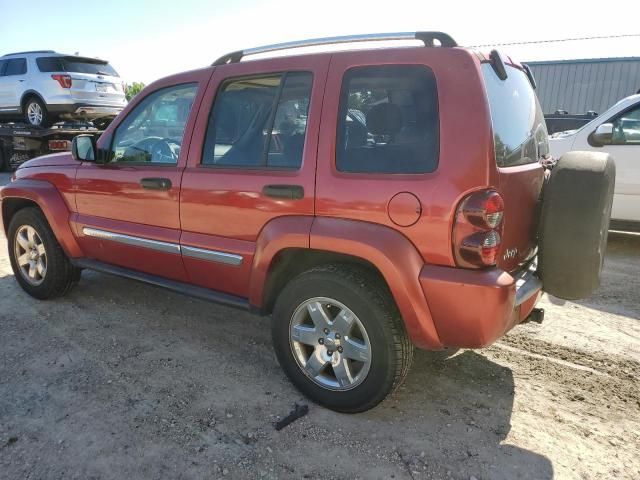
xmin=1 ymin=171 xmax=639 ymax=479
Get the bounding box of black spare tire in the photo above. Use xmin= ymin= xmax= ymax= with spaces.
xmin=538 ymin=151 xmax=615 ymax=300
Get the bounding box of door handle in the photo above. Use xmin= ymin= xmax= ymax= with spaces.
xmin=262 ymin=184 xmax=304 ymax=199
xmin=140 ymin=177 xmax=172 ymax=190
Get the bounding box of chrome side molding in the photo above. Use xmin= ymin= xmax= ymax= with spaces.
xmin=82 ymin=227 xmax=180 ymax=254
xmin=81 ymin=227 xmax=243 ymax=266
xmin=181 ymin=245 xmax=243 ymax=266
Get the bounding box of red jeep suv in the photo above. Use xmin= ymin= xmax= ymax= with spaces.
xmin=1 ymin=32 xmax=614 ymax=412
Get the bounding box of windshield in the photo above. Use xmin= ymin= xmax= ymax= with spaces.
xmin=482 ymin=63 xmax=548 ymax=167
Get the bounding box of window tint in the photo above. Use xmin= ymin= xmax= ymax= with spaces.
xmin=36 ymin=57 xmax=64 ymax=72
xmin=202 ymin=72 xmax=313 ymax=169
xmin=482 ymin=64 xmax=548 ymax=167
xmin=0 ymin=60 xmax=6 ymax=76
xmin=612 ymin=104 xmax=640 ymax=145
xmin=110 ymin=83 xmax=197 ymax=165
xmin=336 ymin=65 xmax=438 ymax=174
xmin=4 ymin=58 xmax=27 ymax=76
xmin=60 ymin=57 xmax=119 ymax=76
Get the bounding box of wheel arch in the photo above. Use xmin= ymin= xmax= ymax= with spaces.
xmin=20 ymin=90 xmax=47 ymax=112
xmin=1 ymin=179 xmax=83 ymax=258
xmin=250 ymin=216 xmax=442 ymax=349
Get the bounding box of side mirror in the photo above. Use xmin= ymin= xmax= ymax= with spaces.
xmin=590 ymin=123 xmax=613 ymax=146
xmin=71 ymin=134 xmax=96 ymax=162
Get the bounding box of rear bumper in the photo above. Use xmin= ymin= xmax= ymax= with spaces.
xmin=419 ymin=260 xmax=542 ymax=348
xmin=48 ymin=103 xmax=124 ymax=118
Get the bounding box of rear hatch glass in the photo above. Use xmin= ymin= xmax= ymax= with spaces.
xmin=482 ymin=63 xmax=546 ymax=271
xmin=37 ymin=56 xmax=119 ymax=77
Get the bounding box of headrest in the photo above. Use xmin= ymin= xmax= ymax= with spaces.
xmin=366 ymin=103 xmax=403 ymax=136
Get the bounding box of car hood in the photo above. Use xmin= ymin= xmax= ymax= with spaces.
xmin=19 ymin=152 xmax=76 ymax=169
xmin=550 ymin=129 xmax=578 ymax=139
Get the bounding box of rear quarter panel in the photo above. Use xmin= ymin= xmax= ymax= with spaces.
xmin=316 ymin=47 xmax=494 ymax=267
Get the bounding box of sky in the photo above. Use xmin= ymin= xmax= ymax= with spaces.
xmin=1 ymin=0 xmax=639 ymax=85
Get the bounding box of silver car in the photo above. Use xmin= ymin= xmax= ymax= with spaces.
xmin=0 ymin=50 xmax=127 ymax=127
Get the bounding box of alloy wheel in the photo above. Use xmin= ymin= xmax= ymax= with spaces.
xmin=27 ymin=102 xmax=43 ymax=126
xmin=14 ymin=225 xmax=47 ymax=285
xmin=289 ymin=297 xmax=372 ymax=391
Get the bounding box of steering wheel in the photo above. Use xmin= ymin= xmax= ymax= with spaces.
xmin=126 ymin=137 xmax=179 ymax=163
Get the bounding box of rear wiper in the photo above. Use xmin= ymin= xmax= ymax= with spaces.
xmin=96 ymin=71 xmax=111 ymax=76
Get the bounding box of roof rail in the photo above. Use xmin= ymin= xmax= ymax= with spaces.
xmin=2 ymin=50 xmax=56 ymax=57
xmin=212 ymin=31 xmax=457 ymax=66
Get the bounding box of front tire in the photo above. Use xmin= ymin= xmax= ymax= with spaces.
xmin=8 ymin=208 xmax=81 ymax=299
xmin=271 ymin=264 xmax=414 ymax=412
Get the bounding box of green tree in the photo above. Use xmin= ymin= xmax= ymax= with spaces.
xmin=125 ymin=82 xmax=146 ymax=101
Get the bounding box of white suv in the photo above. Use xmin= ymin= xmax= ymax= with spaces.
xmin=0 ymin=50 xmax=127 ymax=127
xmin=549 ymin=94 xmax=640 ymax=229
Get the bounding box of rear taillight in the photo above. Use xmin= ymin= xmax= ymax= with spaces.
xmin=453 ymin=190 xmax=505 ymax=268
xmin=51 ymin=74 xmax=72 ymax=88
xmin=48 ymin=139 xmax=71 ymax=151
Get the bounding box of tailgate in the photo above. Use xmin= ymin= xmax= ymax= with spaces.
xmin=481 ymin=61 xmax=548 ymax=271
xmin=496 ymin=163 xmax=544 ymax=271
xmin=69 ymin=72 xmax=124 ymax=104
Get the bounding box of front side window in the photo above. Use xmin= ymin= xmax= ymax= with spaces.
xmin=482 ymin=63 xmax=548 ymax=167
xmin=4 ymin=58 xmax=27 ymax=76
xmin=202 ymin=72 xmax=313 ymax=169
xmin=611 ymin=104 xmax=640 ymax=145
xmin=110 ymin=83 xmax=197 ymax=165
xmin=336 ymin=65 xmax=439 ymax=174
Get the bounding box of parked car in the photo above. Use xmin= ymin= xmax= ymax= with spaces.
xmin=544 ymin=110 xmax=598 ymax=134
xmin=0 ymin=32 xmax=614 ymax=412
xmin=549 ymin=93 xmax=640 ymax=229
xmin=0 ymin=50 xmax=127 ymax=127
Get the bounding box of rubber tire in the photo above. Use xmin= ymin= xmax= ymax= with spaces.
xmin=23 ymin=96 xmax=50 ymax=128
xmin=0 ymin=147 xmax=6 ymax=172
xmin=538 ymin=151 xmax=615 ymax=300
xmin=8 ymin=207 xmax=81 ymax=299
xmin=271 ymin=264 xmax=414 ymax=413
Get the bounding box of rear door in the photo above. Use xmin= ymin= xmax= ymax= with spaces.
xmin=179 ymin=56 xmax=330 ymax=297
xmin=74 ymin=71 xmax=209 ymax=280
xmin=482 ymin=62 xmax=546 ymax=271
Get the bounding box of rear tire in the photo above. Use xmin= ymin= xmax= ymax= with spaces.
xmin=271 ymin=264 xmax=414 ymax=412
xmin=538 ymin=151 xmax=615 ymax=300
xmin=0 ymin=147 xmax=6 ymax=172
xmin=23 ymin=96 xmax=50 ymax=128
xmin=8 ymin=207 xmax=81 ymax=299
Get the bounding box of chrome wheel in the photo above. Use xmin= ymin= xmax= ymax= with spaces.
xmin=27 ymin=102 xmax=43 ymax=126
xmin=289 ymin=297 xmax=372 ymax=391
xmin=14 ymin=225 xmax=47 ymax=286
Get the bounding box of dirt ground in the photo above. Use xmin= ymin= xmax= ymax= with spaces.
xmin=0 ymin=171 xmax=638 ymax=480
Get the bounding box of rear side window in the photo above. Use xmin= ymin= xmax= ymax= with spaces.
xmin=4 ymin=58 xmax=27 ymax=76
xmin=202 ymin=71 xmax=313 ymax=169
xmin=482 ymin=64 xmax=548 ymax=167
xmin=36 ymin=57 xmax=64 ymax=72
xmin=336 ymin=65 xmax=439 ymax=174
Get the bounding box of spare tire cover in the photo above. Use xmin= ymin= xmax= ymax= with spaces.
xmin=538 ymin=151 xmax=615 ymax=300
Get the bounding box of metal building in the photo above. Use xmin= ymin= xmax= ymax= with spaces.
xmin=526 ymin=57 xmax=640 ymax=115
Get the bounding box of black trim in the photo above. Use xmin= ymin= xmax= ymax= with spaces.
xmin=71 ymin=258 xmax=250 ymax=311
xmin=609 ymin=219 xmax=640 ymax=233
xmin=489 ymin=50 xmax=508 ymax=81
